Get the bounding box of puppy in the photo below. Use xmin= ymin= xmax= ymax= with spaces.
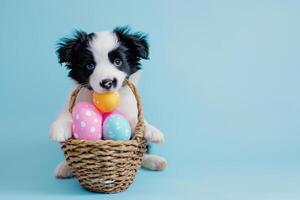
xmin=49 ymin=27 xmax=167 ymax=178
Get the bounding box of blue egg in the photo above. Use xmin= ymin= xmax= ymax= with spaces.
xmin=103 ymin=114 xmax=132 ymax=140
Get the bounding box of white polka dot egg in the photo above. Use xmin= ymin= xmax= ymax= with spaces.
xmin=72 ymin=102 xmax=102 ymax=140
xmin=103 ymin=114 xmax=131 ymax=141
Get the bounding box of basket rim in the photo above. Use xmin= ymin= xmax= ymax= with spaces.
xmin=62 ymin=137 xmax=145 ymax=145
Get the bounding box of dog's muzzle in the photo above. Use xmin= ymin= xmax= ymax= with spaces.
xmin=99 ymin=78 xmax=117 ymax=90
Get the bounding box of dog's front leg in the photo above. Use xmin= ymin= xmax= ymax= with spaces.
xmin=49 ymin=104 xmax=73 ymax=143
xmin=144 ymin=121 xmax=164 ymax=144
xmin=49 ymin=102 xmax=74 ymax=178
xmin=129 ymin=118 xmax=167 ymax=170
xmin=141 ymin=121 xmax=167 ymax=170
xmin=129 ymin=118 xmax=164 ymax=144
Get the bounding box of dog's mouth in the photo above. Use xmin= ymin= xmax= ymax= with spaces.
xmin=86 ymin=83 xmax=122 ymax=94
xmin=86 ymin=76 xmax=127 ymax=94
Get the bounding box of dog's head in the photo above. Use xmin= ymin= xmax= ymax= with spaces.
xmin=56 ymin=27 xmax=149 ymax=93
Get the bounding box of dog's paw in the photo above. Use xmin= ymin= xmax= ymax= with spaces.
xmin=49 ymin=119 xmax=72 ymax=142
xmin=142 ymin=154 xmax=167 ymax=171
xmin=54 ymin=161 xmax=73 ymax=179
xmin=144 ymin=123 xmax=164 ymax=144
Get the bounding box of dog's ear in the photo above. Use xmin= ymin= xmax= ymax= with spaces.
xmin=56 ymin=30 xmax=90 ymax=66
xmin=114 ymin=26 xmax=149 ymax=60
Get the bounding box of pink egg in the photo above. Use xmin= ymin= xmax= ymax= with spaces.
xmin=71 ymin=102 xmax=103 ymax=140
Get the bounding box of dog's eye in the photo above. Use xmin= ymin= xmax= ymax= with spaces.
xmin=113 ymin=58 xmax=122 ymax=67
xmin=86 ymin=63 xmax=95 ymax=70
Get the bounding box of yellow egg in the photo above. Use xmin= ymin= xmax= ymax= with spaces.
xmin=92 ymin=92 xmax=120 ymax=112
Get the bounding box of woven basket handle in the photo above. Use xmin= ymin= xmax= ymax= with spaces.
xmin=68 ymin=79 xmax=144 ymax=139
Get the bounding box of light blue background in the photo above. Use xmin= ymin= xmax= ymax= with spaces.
xmin=0 ymin=0 xmax=299 ymax=199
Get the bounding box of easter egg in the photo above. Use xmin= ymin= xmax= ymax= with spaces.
xmin=92 ymin=92 xmax=120 ymax=113
xmin=102 ymin=109 xmax=127 ymax=122
xmin=103 ymin=114 xmax=131 ymax=140
xmin=72 ymin=102 xmax=102 ymax=140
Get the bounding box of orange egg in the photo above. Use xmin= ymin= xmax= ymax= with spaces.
xmin=92 ymin=91 xmax=120 ymax=113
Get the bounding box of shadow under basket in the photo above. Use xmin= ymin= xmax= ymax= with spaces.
xmin=61 ymin=79 xmax=147 ymax=193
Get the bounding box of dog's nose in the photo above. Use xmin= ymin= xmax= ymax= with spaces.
xmin=100 ymin=79 xmax=113 ymax=90
xmin=99 ymin=78 xmax=117 ymax=90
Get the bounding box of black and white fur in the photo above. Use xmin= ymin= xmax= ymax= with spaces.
xmin=49 ymin=27 xmax=166 ymax=177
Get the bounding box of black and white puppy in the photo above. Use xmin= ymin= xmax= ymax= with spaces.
xmin=49 ymin=27 xmax=166 ymax=177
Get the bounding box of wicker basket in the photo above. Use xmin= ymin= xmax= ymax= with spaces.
xmin=61 ymin=79 xmax=147 ymax=193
